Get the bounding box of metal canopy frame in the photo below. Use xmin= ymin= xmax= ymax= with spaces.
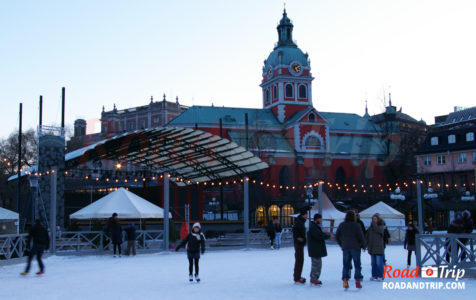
xmin=66 ymin=127 xmax=268 ymax=184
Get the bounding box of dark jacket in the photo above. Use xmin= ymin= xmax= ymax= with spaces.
xmin=307 ymin=221 xmax=330 ymax=258
xmin=107 ymin=219 xmax=123 ymax=244
xmin=336 ymin=221 xmax=366 ymax=250
xmin=292 ymin=215 xmax=307 ymax=245
xmin=266 ymin=222 xmax=276 ymax=239
xmin=176 ymin=232 xmax=206 ymax=253
xmin=447 ymin=219 xmax=464 ymax=234
xmin=125 ymin=226 xmax=136 ymax=241
xmin=357 ymin=219 xmax=366 ymax=235
xmin=366 ymin=222 xmax=385 ymax=255
xmin=274 ymin=222 xmax=283 ymax=233
xmin=404 ymin=228 xmax=418 ymax=248
xmin=27 ymin=223 xmax=50 ymax=249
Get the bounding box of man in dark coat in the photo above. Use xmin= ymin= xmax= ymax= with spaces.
xmin=292 ymin=207 xmax=308 ymax=284
xmin=266 ymin=219 xmax=276 ymax=249
xmin=307 ymin=213 xmax=330 ymax=285
xmin=336 ymin=210 xmax=366 ymax=289
xmin=107 ymin=213 xmax=123 ymax=257
xmin=21 ymin=220 xmax=50 ymax=275
xmin=124 ymin=222 xmax=136 ymax=256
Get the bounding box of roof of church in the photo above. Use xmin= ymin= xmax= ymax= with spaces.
xmin=320 ymin=112 xmax=381 ymax=133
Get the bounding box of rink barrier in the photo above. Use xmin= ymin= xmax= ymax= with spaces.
xmin=416 ymin=233 xmax=476 ymax=276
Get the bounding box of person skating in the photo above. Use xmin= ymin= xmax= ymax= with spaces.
xmin=404 ymin=223 xmax=418 ymax=267
xmin=107 ymin=213 xmax=123 ymax=257
xmin=336 ymin=210 xmax=366 ymax=289
xmin=175 ymin=222 xmax=206 ymax=282
xmin=21 ymin=219 xmax=50 ymax=275
xmin=124 ymin=222 xmax=137 ymax=256
xmin=366 ymin=213 xmax=385 ymax=281
xmin=266 ymin=218 xmax=276 ymax=249
xmin=273 ymin=217 xmax=283 ymax=249
xmin=307 ymin=213 xmax=330 ymax=286
xmin=292 ymin=207 xmax=308 ymax=284
xmin=446 ymin=215 xmax=464 ymax=262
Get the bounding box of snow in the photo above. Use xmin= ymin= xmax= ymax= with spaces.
xmin=0 ymin=245 xmax=474 ymax=300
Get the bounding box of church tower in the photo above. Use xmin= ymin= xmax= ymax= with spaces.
xmin=260 ymin=10 xmax=314 ymax=123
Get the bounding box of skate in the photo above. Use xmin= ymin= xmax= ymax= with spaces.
xmin=189 ymin=275 xmax=193 ymax=282
xmin=195 ymin=274 xmax=200 ymax=282
xmin=20 ymin=272 xmax=28 ymax=276
xmin=36 ymin=271 xmax=44 ymax=275
xmin=294 ymin=277 xmax=306 ymax=284
xmin=356 ymin=280 xmax=362 ymax=289
xmin=310 ymin=279 xmax=322 ymax=286
xmin=343 ymin=278 xmax=349 ymax=289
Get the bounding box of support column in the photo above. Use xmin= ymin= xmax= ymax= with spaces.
xmin=417 ymin=179 xmax=423 ymax=234
xmin=163 ymin=174 xmax=170 ymax=251
xmin=318 ymin=180 xmax=323 ymax=216
xmin=50 ymin=169 xmax=57 ymax=254
xmin=244 ymin=176 xmax=249 ymax=249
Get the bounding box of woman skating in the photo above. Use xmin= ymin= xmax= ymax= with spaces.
xmin=175 ymin=222 xmax=206 ymax=282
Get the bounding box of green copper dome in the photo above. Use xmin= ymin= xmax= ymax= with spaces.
xmin=264 ymin=10 xmax=309 ymax=71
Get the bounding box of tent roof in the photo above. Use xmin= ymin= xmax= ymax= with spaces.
xmin=0 ymin=207 xmax=19 ymax=221
xmin=70 ymin=188 xmax=172 ymax=219
xmin=65 ymin=127 xmax=269 ymax=185
xmin=359 ymin=201 xmax=405 ymax=219
xmin=310 ymin=192 xmax=346 ymax=220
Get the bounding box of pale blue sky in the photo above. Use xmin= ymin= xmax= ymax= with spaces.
xmin=1 ymin=0 xmax=475 ymax=139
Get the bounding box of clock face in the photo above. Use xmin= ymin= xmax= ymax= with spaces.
xmin=291 ymin=63 xmax=301 ymax=73
xmin=267 ymin=67 xmax=272 ymax=77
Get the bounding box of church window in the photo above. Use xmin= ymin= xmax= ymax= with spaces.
xmin=299 ymin=85 xmax=307 ymax=98
xmin=285 ymin=84 xmax=293 ymax=98
xmin=273 ymin=85 xmax=277 ymax=100
xmin=305 ymin=135 xmax=321 ymax=147
xmin=265 ymin=90 xmax=270 ymax=104
xmin=308 ymin=113 xmax=315 ymax=122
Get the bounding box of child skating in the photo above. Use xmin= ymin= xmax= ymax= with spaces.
xmin=175 ymin=222 xmax=206 ymax=282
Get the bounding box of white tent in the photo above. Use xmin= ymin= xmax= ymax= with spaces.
xmin=70 ymin=188 xmax=172 ymax=220
xmin=0 ymin=207 xmax=19 ymax=234
xmin=309 ymin=192 xmax=346 ymax=230
xmin=359 ymin=201 xmax=405 ymax=227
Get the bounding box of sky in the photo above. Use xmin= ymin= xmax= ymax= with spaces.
xmin=1 ymin=0 xmax=476 ymax=139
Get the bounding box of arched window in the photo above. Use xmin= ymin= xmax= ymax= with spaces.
xmin=265 ymin=90 xmax=270 ymax=104
xmin=273 ymin=85 xmax=277 ymax=100
xmin=255 ymin=206 xmax=266 ymax=227
xmin=299 ymin=85 xmax=307 ymax=98
xmin=308 ymin=113 xmax=315 ymax=122
xmin=268 ymin=205 xmax=280 ymax=220
xmin=281 ymin=204 xmax=294 ymax=227
xmin=305 ymin=135 xmax=321 ymax=147
xmin=285 ymin=84 xmax=293 ymax=98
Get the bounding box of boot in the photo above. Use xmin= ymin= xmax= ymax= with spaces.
xmin=356 ymin=280 xmax=362 ymax=289
xmin=343 ymin=278 xmax=349 ymax=289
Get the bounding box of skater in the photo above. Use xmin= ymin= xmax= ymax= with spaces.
xmin=266 ymin=218 xmax=276 ymax=249
xmin=107 ymin=213 xmax=123 ymax=257
xmin=446 ymin=215 xmax=464 ymax=262
xmin=336 ymin=210 xmax=366 ymax=289
xmin=175 ymin=222 xmax=206 ymax=282
xmin=292 ymin=207 xmax=308 ymax=284
xmin=366 ymin=213 xmax=385 ymax=281
xmin=307 ymin=213 xmax=330 ymax=286
xmin=273 ymin=217 xmax=283 ymax=249
xmin=404 ymin=223 xmax=418 ymax=267
xmin=124 ymin=222 xmax=136 ymax=256
xmin=21 ymin=219 xmax=50 ymax=275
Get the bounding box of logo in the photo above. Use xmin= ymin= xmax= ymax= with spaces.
xmin=421 ymin=266 xmax=438 ymax=278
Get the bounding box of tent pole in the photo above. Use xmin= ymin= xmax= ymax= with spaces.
xmin=163 ymin=173 xmax=170 ymax=251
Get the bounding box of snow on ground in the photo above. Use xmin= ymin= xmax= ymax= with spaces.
xmin=0 ymin=245 xmax=473 ymax=300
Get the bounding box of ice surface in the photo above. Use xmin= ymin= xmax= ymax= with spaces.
xmin=1 ymin=245 xmax=473 ymax=299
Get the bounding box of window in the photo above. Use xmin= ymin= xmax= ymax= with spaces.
xmin=285 ymin=84 xmax=293 ymax=98
xmin=467 ymin=132 xmax=474 ymax=142
xmin=430 ymin=137 xmax=438 ymax=146
xmin=265 ymin=90 xmax=270 ymax=104
xmin=304 ymin=135 xmax=321 ymax=147
xmin=298 ymin=85 xmax=307 ymax=98
xmin=458 ymin=153 xmax=467 ymax=164
xmin=424 ymin=156 xmax=431 ymax=166
xmin=128 ymin=122 xmax=134 ymax=130
xmin=437 ymin=155 xmax=446 ymax=165
xmin=273 ymin=86 xmax=277 ymax=100
xmin=308 ymin=113 xmax=315 ymax=122
xmin=140 ymin=120 xmax=146 ymax=129
xmin=448 ymin=134 xmax=456 ymax=144
xmin=153 ymin=116 xmax=159 ymax=123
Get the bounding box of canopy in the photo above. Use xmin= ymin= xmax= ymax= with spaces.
xmin=70 ymin=188 xmax=172 ymax=220
xmin=0 ymin=207 xmax=19 ymax=221
xmin=359 ymin=201 xmax=405 ymax=227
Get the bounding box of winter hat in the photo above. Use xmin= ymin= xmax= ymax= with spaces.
xmin=129 ymin=222 xmax=134 ymax=227
xmin=193 ymin=222 xmax=201 ymax=229
xmin=313 ymin=213 xmax=322 ymax=221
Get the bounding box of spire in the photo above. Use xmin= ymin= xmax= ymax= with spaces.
xmin=276 ymin=8 xmax=296 ymax=48
xmin=389 ymin=92 xmax=392 ymax=107
xmin=102 ymin=105 xmax=105 ymax=112
xmin=163 ymin=93 xmax=166 ymax=102
xmin=176 ymin=96 xmax=179 ymax=104
xmin=150 ymin=96 xmax=153 ymax=103
xmin=364 ymin=100 xmax=370 ymax=118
